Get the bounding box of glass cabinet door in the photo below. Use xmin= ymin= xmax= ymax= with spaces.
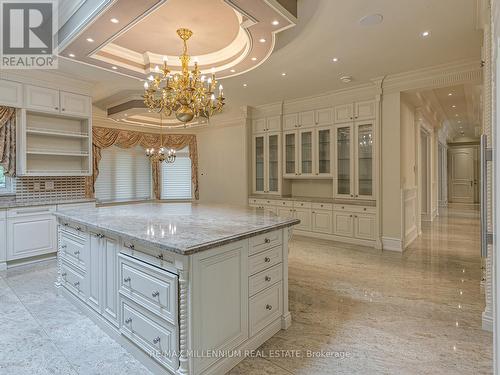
xmin=300 ymin=130 xmax=313 ymax=175
xmin=336 ymin=126 xmax=352 ymax=196
xmin=268 ymin=134 xmax=279 ymax=192
xmin=255 ymin=135 xmax=265 ymax=192
xmin=284 ymin=132 xmax=296 ymax=176
xmin=356 ymin=123 xmax=373 ymax=197
xmin=317 ymin=128 xmax=331 ymax=175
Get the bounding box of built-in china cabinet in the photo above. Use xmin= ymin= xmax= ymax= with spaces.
xmin=252 ymin=120 xmax=281 ymax=194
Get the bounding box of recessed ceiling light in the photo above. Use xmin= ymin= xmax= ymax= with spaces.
xmin=359 ymin=13 xmax=384 ymax=26
xmin=124 ymin=113 xmax=128 ymax=117
xmin=332 ymin=57 xmax=339 ymax=62
xmin=86 ymin=38 xmax=94 ymax=42
xmin=243 ymin=83 xmax=248 ymax=87
xmin=259 ymin=38 xmax=266 ymax=43
xmin=455 ymin=114 xmax=459 ymax=117
xmin=421 ymin=31 xmax=431 ymax=37
xmin=452 ymin=105 xmax=456 ymax=108
xmin=230 ymin=69 xmax=236 ymax=73
xmin=281 ymin=72 xmax=286 ymax=76
xmin=110 ymin=18 xmax=119 ymax=24
xmin=272 ymin=20 xmax=279 ymax=26
xmin=68 ymin=53 xmax=75 ymax=58
xmin=251 ymin=57 xmax=257 ymax=61
xmin=111 ymin=66 xmax=117 ymax=70
xmin=448 ymin=93 xmax=453 ymax=96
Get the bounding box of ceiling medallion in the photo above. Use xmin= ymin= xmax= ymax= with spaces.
xmin=143 ymin=28 xmax=225 ymax=124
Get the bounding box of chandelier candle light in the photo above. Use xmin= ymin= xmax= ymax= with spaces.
xmin=145 ymin=146 xmax=176 ymax=163
xmin=143 ymin=28 xmax=225 ymax=123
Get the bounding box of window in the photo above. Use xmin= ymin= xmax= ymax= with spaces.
xmin=161 ymin=147 xmax=192 ymax=200
xmin=0 ymin=166 xmax=13 ymax=194
xmin=95 ymin=145 xmax=152 ymax=203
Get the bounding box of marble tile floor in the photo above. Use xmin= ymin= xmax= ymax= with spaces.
xmin=0 ymin=204 xmax=492 ymax=374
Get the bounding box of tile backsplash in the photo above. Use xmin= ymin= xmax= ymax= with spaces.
xmin=15 ymin=176 xmax=86 ymax=202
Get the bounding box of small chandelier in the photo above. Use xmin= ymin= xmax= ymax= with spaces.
xmin=143 ymin=28 xmax=225 ymax=124
xmin=146 ymin=147 xmax=176 ymax=163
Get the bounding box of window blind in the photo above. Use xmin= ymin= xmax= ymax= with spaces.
xmin=95 ymin=145 xmax=152 ymax=203
xmin=161 ymin=147 xmax=192 ymax=200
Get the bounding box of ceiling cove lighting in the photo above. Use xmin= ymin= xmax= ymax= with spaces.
xmin=142 ymin=28 xmax=225 ymax=124
xmin=421 ymin=31 xmax=431 ymax=37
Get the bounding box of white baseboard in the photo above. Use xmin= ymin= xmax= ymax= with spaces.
xmin=293 ymin=230 xmax=376 ymax=248
xmin=404 ymin=226 xmax=418 ymax=248
xmin=482 ymin=311 xmax=493 ymax=332
xmin=0 ymin=262 xmax=6 ymax=271
xmin=382 ymin=237 xmax=403 ymax=252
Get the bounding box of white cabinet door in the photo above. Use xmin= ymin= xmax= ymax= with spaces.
xmin=0 ymin=79 xmax=23 ymax=107
xmin=252 ymin=118 xmax=266 ymax=133
xmin=312 ymin=210 xmax=332 ymax=234
xmin=334 ymin=103 xmax=354 ymax=123
xmin=266 ymin=116 xmax=281 ymax=132
xmin=283 ymin=114 xmax=298 ymax=130
xmin=277 ymin=207 xmax=294 ymax=219
xmin=315 ymin=127 xmax=333 ymax=177
xmin=298 ymin=110 xmax=315 ymax=128
xmin=7 ymin=213 xmax=57 ymax=260
xmin=334 ymin=124 xmax=355 ymax=198
xmin=102 ymin=235 xmax=119 ymax=326
xmin=355 ymin=100 xmax=376 ymax=121
xmin=298 ymin=129 xmax=314 ymax=176
xmin=24 ymin=85 xmax=60 ymax=113
xmin=0 ymin=216 xmax=6 ymax=263
xmin=294 ymin=208 xmax=312 ymax=231
xmin=283 ymin=131 xmax=298 ymax=177
xmin=354 ymin=214 xmax=376 ymax=240
xmin=88 ymin=233 xmax=102 ymax=312
xmin=192 ymin=241 xmax=248 ymax=374
xmin=315 ymin=108 xmax=333 ymax=125
xmin=333 ymin=212 xmax=354 ymax=237
xmin=60 ymin=91 xmax=91 ymax=117
xmin=354 ymin=121 xmax=375 ymax=199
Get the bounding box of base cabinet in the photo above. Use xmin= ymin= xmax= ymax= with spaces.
xmin=312 ymin=210 xmax=333 ymax=234
xmin=0 ymin=211 xmax=6 ymax=265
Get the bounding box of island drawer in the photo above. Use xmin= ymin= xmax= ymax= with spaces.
xmin=249 ymin=263 xmax=283 ymax=297
xmin=249 ymin=281 xmax=283 ymax=336
xmin=248 ymin=246 xmax=282 ymax=276
xmin=120 ymin=297 xmax=179 ymax=372
xmin=249 ymin=230 xmax=282 ymax=256
xmin=61 ymin=261 xmax=86 ymax=301
xmin=59 ymin=222 xmax=87 ymax=240
xmin=60 ymin=231 xmax=86 ymax=270
xmin=118 ymin=254 xmax=178 ymax=324
xmin=333 ymin=204 xmax=376 ymax=214
xmin=312 ymin=202 xmax=333 ymax=211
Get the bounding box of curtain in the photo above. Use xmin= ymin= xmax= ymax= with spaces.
xmin=86 ymin=127 xmax=199 ymax=200
xmin=0 ymin=107 xmax=16 ymax=176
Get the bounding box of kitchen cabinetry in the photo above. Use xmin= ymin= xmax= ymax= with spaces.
xmin=334 ymin=121 xmax=375 ymax=199
xmin=0 ymin=79 xmax=23 ymax=107
xmin=334 ymin=100 xmax=376 ymax=123
xmin=252 ymin=116 xmax=281 ymax=133
xmin=253 ymin=133 xmax=281 ymax=194
xmin=25 ymin=85 xmax=91 ymax=117
xmin=0 ymin=210 xmax=6 ymax=267
xmin=333 ymin=205 xmax=376 ymax=241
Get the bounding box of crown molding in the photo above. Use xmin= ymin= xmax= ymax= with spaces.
xmin=382 ymin=59 xmax=482 ymax=94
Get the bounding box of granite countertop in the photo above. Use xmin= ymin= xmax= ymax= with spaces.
xmin=54 ymin=202 xmax=300 ymax=255
xmin=248 ymin=195 xmax=376 ymax=207
xmin=0 ymin=198 xmax=96 ymax=209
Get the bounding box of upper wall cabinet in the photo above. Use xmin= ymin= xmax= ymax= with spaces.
xmin=0 ymin=79 xmax=23 ymax=108
xmin=284 ymin=108 xmax=334 ymax=131
xmin=252 ymin=116 xmax=281 ymax=134
xmin=334 ymin=100 xmax=376 ymax=123
xmin=253 ymin=133 xmax=281 ymax=195
xmin=25 ymin=85 xmax=91 ymax=118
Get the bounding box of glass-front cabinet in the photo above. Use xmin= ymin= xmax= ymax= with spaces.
xmin=316 ymin=127 xmax=333 ymax=177
xmin=334 ymin=121 xmax=374 ymax=199
xmin=253 ymin=133 xmax=281 ymax=194
xmin=283 ymin=131 xmax=297 ymax=177
xmin=299 ymin=129 xmax=313 ymax=176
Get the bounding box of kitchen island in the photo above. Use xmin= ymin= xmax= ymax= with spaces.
xmin=53 ymin=203 xmax=299 ymax=375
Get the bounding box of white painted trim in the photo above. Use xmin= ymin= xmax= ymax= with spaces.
xmin=293 ymin=231 xmax=377 ymax=248
xmin=382 ymin=237 xmax=403 ymax=252
xmin=483 ymin=310 xmax=494 ymax=332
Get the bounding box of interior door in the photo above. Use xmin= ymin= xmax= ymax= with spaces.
xmin=449 ymin=147 xmax=475 ymax=203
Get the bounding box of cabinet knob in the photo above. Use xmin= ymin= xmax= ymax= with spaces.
xmin=61 ymin=272 xmax=67 ymax=277
xmin=312 ymin=211 xmax=315 ymax=214
xmin=55 ymin=107 xmax=59 ymax=110
xmin=265 ymin=276 xmax=272 ymax=282
xmin=266 ymin=304 xmax=273 ymax=310
xmin=123 ymin=277 xmax=131 ymax=282
xmin=355 ymin=195 xmax=359 ymax=197
xmin=76 ymin=226 xmax=82 ymax=231
xmin=61 ymin=244 xmax=67 ymax=249
xmin=63 ymin=223 xmax=69 ymax=226
xmin=157 ymin=253 xmax=164 ymax=260
xmin=152 ymin=291 xmax=160 ymax=298
xmin=73 ymin=281 xmax=80 ymax=287
xmin=350 ymin=194 xmax=354 ymax=197
xmin=350 ymin=215 xmax=353 ymax=217
xmin=126 ymin=243 xmax=135 ymax=250
xmin=125 ymin=317 xmax=132 ymax=324
xmin=153 ymin=337 xmax=161 ymax=344
xmin=62 ymin=108 xmax=65 ymax=111
xmin=264 ymin=257 xmax=271 ymax=263
xmin=264 ymin=238 xmax=271 ymax=243
xmin=73 ymin=250 xmax=80 ymax=256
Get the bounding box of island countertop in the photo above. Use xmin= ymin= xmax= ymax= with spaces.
xmin=54 ymin=202 xmax=299 ymax=255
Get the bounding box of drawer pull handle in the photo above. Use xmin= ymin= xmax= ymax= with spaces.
xmin=125 ymin=318 xmax=132 ymax=324
xmin=61 ymin=245 xmax=67 ymax=249
xmin=97 ymin=233 xmax=105 ymax=239
xmin=61 ymin=272 xmax=67 ymax=277
xmin=265 ymin=276 xmax=272 ymax=282
xmin=126 ymin=243 xmax=135 ymax=250
xmin=266 ymin=304 xmax=273 ymax=311
xmin=153 ymin=337 xmax=161 ymax=344
xmin=264 ymin=238 xmax=271 ymax=244
xmin=73 ymin=251 xmax=80 ymax=255
xmin=63 ymin=223 xmax=69 ymax=226
xmin=157 ymin=254 xmax=164 ymax=260
xmin=152 ymin=291 xmax=160 ymax=298
xmin=76 ymin=226 xmax=82 ymax=231
xmin=73 ymin=281 xmax=80 ymax=287
xmin=123 ymin=277 xmax=131 ymax=282
xmin=264 ymin=257 xmax=271 ymax=263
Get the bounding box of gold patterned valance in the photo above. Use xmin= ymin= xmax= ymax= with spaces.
xmin=86 ymin=126 xmax=199 ymax=200
xmin=0 ymin=106 xmax=16 ymax=177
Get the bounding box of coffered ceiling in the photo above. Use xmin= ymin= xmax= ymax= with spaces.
xmin=55 ymin=0 xmax=483 ymax=121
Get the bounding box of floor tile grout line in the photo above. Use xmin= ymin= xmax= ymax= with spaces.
xmin=262 ymin=357 xmax=295 ymax=374
xmin=4 ymin=275 xmax=81 ymax=375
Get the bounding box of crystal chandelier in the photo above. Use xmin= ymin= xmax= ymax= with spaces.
xmin=143 ymin=28 xmax=225 ymax=123
xmin=145 ymin=146 xmax=176 ymax=163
